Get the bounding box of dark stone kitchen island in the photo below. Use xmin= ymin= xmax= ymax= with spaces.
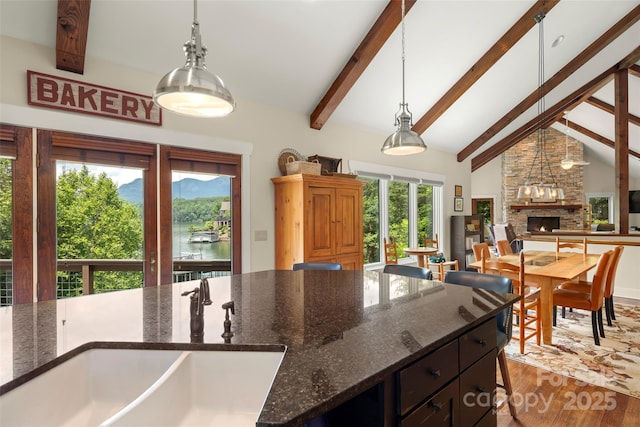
xmin=0 ymin=270 xmax=517 ymax=426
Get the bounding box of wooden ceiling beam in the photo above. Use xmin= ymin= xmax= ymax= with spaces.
xmin=309 ymin=0 xmax=416 ymax=130
xmin=585 ymin=97 xmax=640 ymax=127
xmin=56 ymin=0 xmax=92 ymax=74
xmin=629 ymin=64 xmax=640 ymax=78
xmin=458 ymin=4 xmax=640 ymax=163
xmin=617 ymin=45 xmax=640 ymax=70
xmin=565 ymin=120 xmax=640 ymax=159
xmin=412 ymin=0 xmax=560 ymax=135
xmin=470 ymin=67 xmax=614 ymax=171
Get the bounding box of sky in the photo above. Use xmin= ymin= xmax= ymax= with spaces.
xmin=56 ymin=161 xmax=217 ymax=187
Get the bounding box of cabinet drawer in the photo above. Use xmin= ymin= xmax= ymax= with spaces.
xmin=400 ymin=379 xmax=459 ymax=427
xmin=459 ymin=319 xmax=495 ymax=371
xmin=398 ymin=340 xmax=458 ymax=416
xmin=459 ymin=350 xmax=496 ymax=427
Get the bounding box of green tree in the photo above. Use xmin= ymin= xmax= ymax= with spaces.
xmin=418 ymin=185 xmax=433 ymax=242
xmin=0 ymin=159 xmax=11 ymax=259
xmin=361 ymin=178 xmax=380 ymax=263
xmin=589 ymin=197 xmax=609 ymax=224
xmin=389 ymin=181 xmax=409 ymax=256
xmin=0 ymin=159 xmax=12 ymax=305
xmin=57 ymin=166 xmax=143 ymax=293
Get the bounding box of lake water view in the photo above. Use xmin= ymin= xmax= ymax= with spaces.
xmin=172 ymin=223 xmax=230 ymax=260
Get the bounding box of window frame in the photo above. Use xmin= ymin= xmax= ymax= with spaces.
xmin=0 ymin=124 xmax=33 ymax=304
xmin=585 ymin=192 xmax=614 ymax=224
xmin=350 ymin=160 xmax=445 ymax=268
xmin=159 ymin=145 xmax=242 ymax=284
xmin=37 ymin=130 xmax=158 ymax=300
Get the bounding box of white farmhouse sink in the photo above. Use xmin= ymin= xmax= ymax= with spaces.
xmin=0 ymin=347 xmax=284 ymax=427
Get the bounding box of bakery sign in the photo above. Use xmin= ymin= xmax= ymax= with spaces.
xmin=27 ymin=70 xmax=162 ymax=126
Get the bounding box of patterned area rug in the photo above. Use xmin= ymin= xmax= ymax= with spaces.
xmin=504 ymin=303 xmax=640 ymax=398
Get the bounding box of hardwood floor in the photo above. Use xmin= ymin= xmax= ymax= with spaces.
xmin=496 ymin=360 xmax=640 ymax=426
xmin=497 ymin=297 xmax=640 ymax=426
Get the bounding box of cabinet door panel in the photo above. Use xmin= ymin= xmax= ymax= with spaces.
xmin=335 ymin=188 xmax=362 ymax=256
xmin=336 ymin=254 xmax=361 ymax=270
xmin=306 ymin=187 xmax=335 ymax=258
xmin=459 ymin=350 xmax=496 ymax=427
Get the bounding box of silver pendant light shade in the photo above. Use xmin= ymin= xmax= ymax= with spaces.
xmin=153 ymin=0 xmax=235 ymax=118
xmin=382 ymin=0 xmax=426 ymax=155
xmin=560 ymin=111 xmax=590 ymax=170
xmin=382 ymin=108 xmax=426 ymax=155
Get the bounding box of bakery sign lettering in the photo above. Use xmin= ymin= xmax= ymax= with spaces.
xmin=27 ymin=70 xmax=162 ymax=126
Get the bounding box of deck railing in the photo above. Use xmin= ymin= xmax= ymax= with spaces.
xmin=0 ymin=259 xmax=232 ymax=305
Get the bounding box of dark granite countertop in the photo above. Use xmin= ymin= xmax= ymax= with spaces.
xmin=0 ymin=270 xmax=517 ymax=426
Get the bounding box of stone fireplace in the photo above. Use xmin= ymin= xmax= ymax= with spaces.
xmin=502 ymin=128 xmax=585 ymax=234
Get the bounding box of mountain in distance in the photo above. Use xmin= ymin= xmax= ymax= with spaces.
xmin=118 ymin=177 xmax=231 ymax=204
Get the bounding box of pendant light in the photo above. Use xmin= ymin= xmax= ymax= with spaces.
xmin=381 ymin=0 xmax=426 ymax=155
xmin=560 ymin=111 xmax=590 ymax=170
xmin=517 ymin=12 xmax=564 ymax=201
xmin=153 ymin=0 xmax=235 ymax=118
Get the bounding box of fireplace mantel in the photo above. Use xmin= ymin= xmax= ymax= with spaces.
xmin=510 ymin=204 xmax=582 ymax=213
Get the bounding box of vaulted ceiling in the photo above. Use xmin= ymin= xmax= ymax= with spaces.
xmin=1 ymin=0 xmax=639 ymax=177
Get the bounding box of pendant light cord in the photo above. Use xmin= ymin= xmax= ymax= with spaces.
xmin=535 ymin=12 xmax=558 ymax=186
xmin=193 ymin=0 xmax=197 ymax=23
xmin=565 ymin=116 xmax=569 ymax=156
xmin=401 ymin=0 xmax=406 ymax=107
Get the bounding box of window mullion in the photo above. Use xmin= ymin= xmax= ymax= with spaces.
xmin=380 ymin=179 xmax=390 ymax=262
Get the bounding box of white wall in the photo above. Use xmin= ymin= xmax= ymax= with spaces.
xmin=0 ymin=36 xmax=471 ymax=272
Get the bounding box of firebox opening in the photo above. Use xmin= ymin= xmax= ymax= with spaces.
xmin=527 ymin=216 xmax=560 ymax=232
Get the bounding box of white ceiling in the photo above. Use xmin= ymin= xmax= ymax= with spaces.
xmin=1 ymin=0 xmax=639 ymax=177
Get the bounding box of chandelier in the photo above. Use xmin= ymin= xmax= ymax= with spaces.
xmin=517 ymin=12 xmax=564 ymax=201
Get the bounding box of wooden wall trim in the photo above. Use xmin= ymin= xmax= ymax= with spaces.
xmin=36 ymin=130 xmax=57 ymax=301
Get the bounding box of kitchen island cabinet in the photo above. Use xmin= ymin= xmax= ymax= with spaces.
xmin=0 ymin=270 xmax=516 ymax=426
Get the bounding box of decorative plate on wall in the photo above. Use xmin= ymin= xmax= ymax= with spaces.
xmin=277 ymin=148 xmax=305 ymax=175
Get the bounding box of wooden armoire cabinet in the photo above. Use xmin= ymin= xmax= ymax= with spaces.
xmin=272 ymin=174 xmax=364 ymax=270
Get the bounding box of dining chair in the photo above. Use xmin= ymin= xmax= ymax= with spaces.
xmin=292 ymin=262 xmax=343 ymax=271
xmin=556 ymin=237 xmax=588 ymax=256
xmin=555 ymin=236 xmax=588 ymax=316
xmin=383 ymin=264 xmax=432 ymax=280
xmin=472 ymin=242 xmax=492 ymax=262
xmin=383 ymin=237 xmax=398 ymax=264
xmin=444 ymin=270 xmax=517 ymax=418
xmin=423 ymin=234 xmax=458 ymax=280
xmin=495 ymin=239 xmax=513 ymax=256
xmin=490 ymin=251 xmax=541 ymax=354
xmin=557 ymin=246 xmax=624 ymax=327
xmin=552 ymin=250 xmax=613 ymax=346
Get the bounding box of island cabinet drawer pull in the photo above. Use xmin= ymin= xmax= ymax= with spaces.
xmin=397 ymin=340 xmax=458 ymax=417
xmin=459 ymin=319 xmax=496 ymax=371
xmin=459 ymin=350 xmax=497 ymax=427
xmin=400 ymin=379 xmax=459 ymax=427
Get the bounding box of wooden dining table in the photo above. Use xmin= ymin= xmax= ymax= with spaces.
xmin=403 ymin=246 xmax=438 ymax=268
xmin=469 ymin=250 xmax=601 ymax=345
